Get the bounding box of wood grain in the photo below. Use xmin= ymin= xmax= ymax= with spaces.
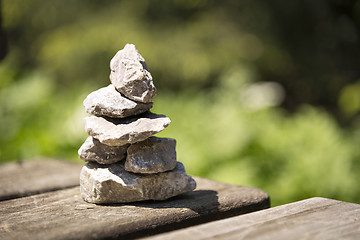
xmin=0 ymin=176 xmax=269 ymax=240
xmin=0 ymin=159 xmax=82 ymax=201
xmin=142 ymin=197 xmax=360 ymax=240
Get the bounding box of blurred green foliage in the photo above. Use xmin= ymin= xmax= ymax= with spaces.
xmin=1 ymin=0 xmax=360 ymax=206
xmin=154 ymin=78 xmax=360 ymax=206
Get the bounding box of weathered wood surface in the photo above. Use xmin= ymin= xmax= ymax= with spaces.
xmin=0 ymin=161 xmax=269 ymax=240
xmin=142 ymin=197 xmax=360 ymax=240
xmin=0 ymin=159 xmax=82 ymax=201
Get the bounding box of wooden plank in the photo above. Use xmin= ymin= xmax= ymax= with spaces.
xmin=0 ymin=159 xmax=82 ymax=201
xmin=0 ymin=177 xmax=269 ymax=240
xmin=142 ymin=197 xmax=360 ymax=240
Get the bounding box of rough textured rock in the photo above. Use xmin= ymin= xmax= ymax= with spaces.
xmin=83 ymin=84 xmax=153 ymax=118
xmin=125 ymin=137 xmax=177 ymax=174
xmin=78 ymin=136 xmax=129 ymax=164
xmin=80 ymin=161 xmax=196 ymax=204
xmin=110 ymin=44 xmax=156 ymax=103
xmin=84 ymin=112 xmax=171 ymax=146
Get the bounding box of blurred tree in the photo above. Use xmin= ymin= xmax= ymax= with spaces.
xmin=258 ymin=0 xmax=360 ymax=119
xmin=2 ymin=0 xmax=360 ymax=122
xmin=0 ymin=0 xmax=7 ymax=60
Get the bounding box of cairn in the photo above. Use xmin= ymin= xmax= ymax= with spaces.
xmin=78 ymin=44 xmax=196 ymax=204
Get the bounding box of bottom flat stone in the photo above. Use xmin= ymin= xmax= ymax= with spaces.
xmin=80 ymin=161 xmax=196 ymax=204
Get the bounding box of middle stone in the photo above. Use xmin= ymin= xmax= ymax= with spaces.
xmin=83 ymin=84 xmax=153 ymax=118
xmin=84 ymin=112 xmax=171 ymax=146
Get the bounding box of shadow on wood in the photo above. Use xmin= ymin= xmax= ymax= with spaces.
xmin=104 ymin=190 xmax=220 ymax=214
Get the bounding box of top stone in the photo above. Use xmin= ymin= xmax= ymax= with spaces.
xmin=110 ymin=44 xmax=156 ymax=103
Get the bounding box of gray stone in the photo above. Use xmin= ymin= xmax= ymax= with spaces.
xmin=84 ymin=112 xmax=171 ymax=146
xmin=125 ymin=137 xmax=177 ymax=174
xmin=78 ymin=136 xmax=129 ymax=164
xmin=80 ymin=161 xmax=196 ymax=204
xmin=109 ymin=44 xmax=156 ymax=103
xmin=83 ymin=84 xmax=153 ymax=118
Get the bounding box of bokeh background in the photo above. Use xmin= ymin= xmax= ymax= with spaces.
xmin=1 ymin=0 xmax=360 ymax=206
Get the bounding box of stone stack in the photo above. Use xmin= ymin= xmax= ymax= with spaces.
xmin=78 ymin=44 xmax=196 ymax=204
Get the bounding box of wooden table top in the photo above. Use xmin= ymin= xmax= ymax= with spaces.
xmin=4 ymin=159 xmax=357 ymax=240
xmin=0 ymin=159 xmax=269 ymax=240
xmin=142 ymin=197 xmax=360 ymax=240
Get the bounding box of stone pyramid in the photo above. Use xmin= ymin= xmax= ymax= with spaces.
xmin=78 ymin=44 xmax=196 ymax=204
